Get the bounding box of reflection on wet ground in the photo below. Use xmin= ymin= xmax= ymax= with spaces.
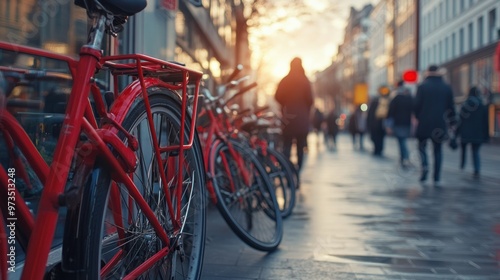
xmin=202 ymin=134 xmax=500 ymax=280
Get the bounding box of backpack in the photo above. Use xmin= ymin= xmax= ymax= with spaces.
xmin=375 ymin=97 xmax=389 ymax=119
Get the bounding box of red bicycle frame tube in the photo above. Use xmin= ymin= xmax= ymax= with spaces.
xmin=21 ymin=46 xmax=103 ymax=280
xmin=0 ymin=42 xmax=78 ymax=75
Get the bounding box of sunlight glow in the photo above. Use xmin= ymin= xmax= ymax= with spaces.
xmin=249 ymin=0 xmax=376 ymax=105
xmin=283 ymin=17 xmax=302 ymax=33
xmin=271 ymin=63 xmax=289 ymax=80
xmin=305 ymin=0 xmax=328 ymax=11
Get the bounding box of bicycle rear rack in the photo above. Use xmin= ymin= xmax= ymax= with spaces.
xmin=101 ymin=53 xmax=203 ymax=152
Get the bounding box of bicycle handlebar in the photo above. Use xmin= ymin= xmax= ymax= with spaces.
xmin=225 ymin=64 xmax=243 ymax=84
xmin=223 ymin=82 xmax=258 ymax=105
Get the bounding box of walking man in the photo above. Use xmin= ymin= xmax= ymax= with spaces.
xmin=386 ymin=81 xmax=413 ymax=168
xmin=414 ymin=65 xmax=456 ymax=187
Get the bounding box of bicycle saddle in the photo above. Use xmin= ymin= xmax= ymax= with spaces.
xmin=75 ymin=0 xmax=147 ymax=16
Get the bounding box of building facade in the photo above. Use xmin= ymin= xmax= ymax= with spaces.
xmin=0 ymin=0 xmax=246 ymax=87
xmin=337 ymin=4 xmax=374 ymax=110
xmin=394 ymin=0 xmax=418 ymax=80
xmin=420 ymin=0 xmax=500 ymax=137
xmin=368 ymin=0 xmax=390 ymax=97
xmin=367 ymin=0 xmax=418 ymax=96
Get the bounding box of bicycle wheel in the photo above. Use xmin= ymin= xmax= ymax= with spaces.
xmin=63 ymin=92 xmax=206 ymax=279
xmin=260 ymin=147 xmax=296 ymax=218
xmin=208 ymin=139 xmax=282 ymax=251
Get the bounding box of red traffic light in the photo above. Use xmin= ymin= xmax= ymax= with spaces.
xmin=402 ymin=70 xmax=418 ymax=83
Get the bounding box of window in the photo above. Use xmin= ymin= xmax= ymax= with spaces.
xmin=459 ymin=28 xmax=464 ymax=55
xmin=439 ymin=2 xmax=444 ymax=25
xmin=438 ymin=41 xmax=442 ymax=63
xmin=468 ymin=22 xmax=474 ymax=51
xmin=434 ymin=44 xmax=437 ymax=62
xmin=489 ymin=9 xmax=497 ymax=43
xmin=460 ymin=0 xmax=465 ymax=13
xmin=430 ymin=11 xmax=433 ymax=30
xmin=478 ymin=16 xmax=484 ymax=47
xmin=445 ymin=36 xmax=449 ymax=61
xmin=428 ymin=48 xmax=432 ymax=67
xmin=446 ymin=0 xmax=450 ymax=19
xmin=434 ymin=9 xmax=437 ymax=29
xmin=452 ymin=32 xmax=456 ymax=58
xmin=424 ymin=15 xmax=427 ymax=36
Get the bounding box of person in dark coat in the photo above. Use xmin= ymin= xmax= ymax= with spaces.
xmin=312 ymin=107 xmax=324 ymax=146
xmin=348 ymin=106 xmax=366 ymax=150
xmin=456 ymin=86 xmax=489 ymax=178
xmin=324 ymin=109 xmax=339 ymax=151
xmin=367 ymin=86 xmax=391 ymax=156
xmin=275 ymin=57 xmax=313 ymax=172
xmin=386 ymin=81 xmax=413 ymax=167
xmin=414 ymin=65 xmax=456 ymax=186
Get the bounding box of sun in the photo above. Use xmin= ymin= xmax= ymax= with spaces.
xmin=271 ymin=62 xmax=289 ymax=80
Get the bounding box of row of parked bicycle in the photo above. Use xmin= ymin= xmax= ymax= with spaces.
xmin=196 ymin=67 xmax=298 ymax=252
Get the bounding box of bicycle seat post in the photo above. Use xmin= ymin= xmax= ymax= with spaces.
xmin=87 ymin=14 xmax=107 ymax=51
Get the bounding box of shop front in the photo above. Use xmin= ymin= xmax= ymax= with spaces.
xmin=443 ymin=42 xmax=500 ymax=140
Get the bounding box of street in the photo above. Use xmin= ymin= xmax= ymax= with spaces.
xmin=201 ymin=133 xmax=500 ymax=280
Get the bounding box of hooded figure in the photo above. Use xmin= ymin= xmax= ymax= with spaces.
xmin=275 ymin=57 xmax=313 ymax=172
xmin=456 ymin=86 xmax=489 ymax=178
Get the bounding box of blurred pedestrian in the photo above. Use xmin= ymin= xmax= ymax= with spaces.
xmin=348 ymin=106 xmax=366 ymax=150
xmin=456 ymin=86 xmax=489 ymax=179
xmin=386 ymin=81 xmax=413 ymax=168
xmin=312 ymin=107 xmax=324 ymax=146
xmin=275 ymin=57 xmax=313 ymax=173
xmin=414 ymin=65 xmax=456 ymax=186
xmin=367 ymin=86 xmax=391 ymax=156
xmin=324 ymin=109 xmax=339 ymax=151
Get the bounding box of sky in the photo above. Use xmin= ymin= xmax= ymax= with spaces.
xmin=250 ymin=0 xmax=376 ymax=83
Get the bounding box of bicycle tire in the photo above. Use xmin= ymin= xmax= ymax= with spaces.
xmin=63 ymin=92 xmax=206 ymax=279
xmin=260 ymin=147 xmax=296 ymax=218
xmin=208 ymin=139 xmax=283 ymax=251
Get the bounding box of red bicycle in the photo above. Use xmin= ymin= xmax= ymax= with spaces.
xmin=197 ymin=74 xmax=283 ymax=252
xmin=234 ymin=108 xmax=297 ymax=218
xmin=1 ymin=0 xmax=206 ymax=279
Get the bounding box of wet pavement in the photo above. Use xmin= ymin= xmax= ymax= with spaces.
xmin=201 ymin=133 xmax=500 ymax=280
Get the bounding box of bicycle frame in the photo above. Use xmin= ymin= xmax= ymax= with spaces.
xmin=0 ymin=14 xmax=202 ymax=279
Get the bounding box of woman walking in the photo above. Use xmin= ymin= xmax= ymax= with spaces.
xmin=456 ymin=86 xmax=489 ymax=179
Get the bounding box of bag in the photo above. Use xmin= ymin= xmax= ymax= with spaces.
xmin=375 ymin=97 xmax=389 ymax=119
xmin=448 ymin=137 xmax=458 ymax=150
